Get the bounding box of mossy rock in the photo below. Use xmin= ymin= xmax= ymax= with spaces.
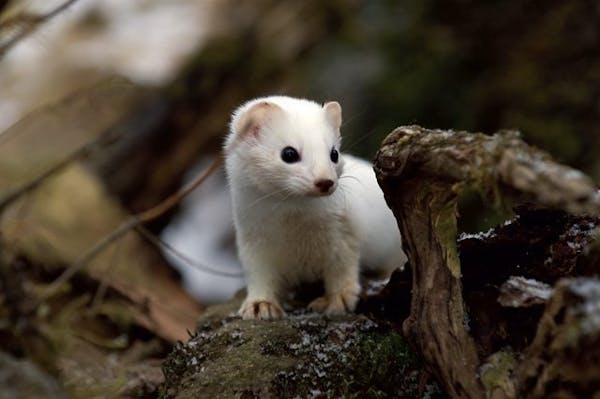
xmin=161 ymin=300 xmax=441 ymax=398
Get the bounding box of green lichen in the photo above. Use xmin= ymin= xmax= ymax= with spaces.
xmin=436 ymin=202 xmax=461 ymax=279
xmin=480 ymin=350 xmax=517 ymax=398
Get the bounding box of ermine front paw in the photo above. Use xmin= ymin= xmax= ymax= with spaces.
xmin=307 ymin=290 xmax=358 ymax=316
xmin=239 ymin=299 xmax=285 ymax=320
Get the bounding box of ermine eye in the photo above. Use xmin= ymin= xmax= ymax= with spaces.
xmin=281 ymin=146 xmax=300 ymax=163
xmin=330 ymin=148 xmax=339 ymax=163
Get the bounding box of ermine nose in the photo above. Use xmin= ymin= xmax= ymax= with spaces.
xmin=315 ymin=179 xmax=334 ymax=193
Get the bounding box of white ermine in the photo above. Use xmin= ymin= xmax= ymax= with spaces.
xmin=224 ymin=96 xmax=406 ymax=320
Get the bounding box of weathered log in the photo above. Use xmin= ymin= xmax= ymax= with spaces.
xmin=497 ymin=276 xmax=553 ymax=308
xmin=374 ymin=126 xmax=600 ymax=398
xmin=459 ymin=206 xmax=599 ymax=360
xmin=515 ymin=278 xmax=600 ymax=398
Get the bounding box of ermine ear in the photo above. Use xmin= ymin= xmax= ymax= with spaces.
xmin=230 ymin=101 xmax=283 ymax=142
xmin=323 ymin=101 xmax=342 ymax=131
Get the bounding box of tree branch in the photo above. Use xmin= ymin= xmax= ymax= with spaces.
xmin=42 ymin=154 xmax=224 ymax=299
xmin=515 ymin=277 xmax=600 ymax=398
xmin=0 ymin=0 xmax=80 ymax=58
xmin=0 ymin=120 xmax=126 ymax=214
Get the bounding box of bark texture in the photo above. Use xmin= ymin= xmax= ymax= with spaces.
xmin=515 ymin=278 xmax=600 ymax=398
xmin=374 ymin=125 xmax=600 ymax=399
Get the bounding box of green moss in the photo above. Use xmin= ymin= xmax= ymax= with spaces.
xmin=336 ymin=332 xmax=420 ymax=398
xmin=162 ymin=312 xmax=441 ymax=398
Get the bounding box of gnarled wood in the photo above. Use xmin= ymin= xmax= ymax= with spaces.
xmin=374 ymin=125 xmax=600 ymax=398
xmin=516 ymin=278 xmax=600 ymax=398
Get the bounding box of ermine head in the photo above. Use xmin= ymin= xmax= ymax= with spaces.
xmin=224 ymin=96 xmax=344 ymax=198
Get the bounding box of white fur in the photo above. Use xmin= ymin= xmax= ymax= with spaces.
xmin=224 ymin=96 xmax=406 ymax=319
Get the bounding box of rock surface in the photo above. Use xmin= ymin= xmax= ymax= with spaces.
xmin=0 ymin=352 xmax=69 ymax=399
xmin=161 ymin=297 xmax=440 ymax=399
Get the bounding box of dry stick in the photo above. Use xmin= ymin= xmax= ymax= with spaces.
xmin=135 ymin=225 xmax=243 ymax=277
xmin=0 ymin=134 xmax=109 ymax=214
xmin=91 ymin=236 xmax=123 ymax=308
xmin=0 ymin=0 xmax=80 ymax=58
xmin=42 ymin=155 xmax=224 ymax=298
xmin=0 ymin=122 xmax=231 ymax=290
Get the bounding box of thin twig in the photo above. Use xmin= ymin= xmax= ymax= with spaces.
xmin=91 ymin=234 xmax=123 ymax=308
xmin=135 ymin=225 xmax=243 ymax=278
xmin=0 ymin=142 xmax=93 ymax=214
xmin=0 ymin=126 xmax=122 ymax=214
xmin=1 ymin=119 xmax=231 ymax=293
xmin=42 ymin=155 xmax=225 ymax=298
xmin=0 ymin=0 xmax=80 ymax=58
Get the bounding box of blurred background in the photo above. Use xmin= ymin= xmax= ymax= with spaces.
xmin=1 ymin=0 xmax=599 ymax=305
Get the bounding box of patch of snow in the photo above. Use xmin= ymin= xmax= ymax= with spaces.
xmin=564 ymin=169 xmax=585 ymax=180
xmin=459 ymin=224 xmax=500 ymax=241
xmin=570 ymin=278 xmax=600 ymax=299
